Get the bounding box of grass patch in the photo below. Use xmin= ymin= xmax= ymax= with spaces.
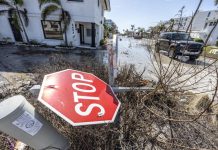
xmin=202 ymin=46 xmax=218 ymax=59
xmin=203 ymin=46 xmax=218 ymax=53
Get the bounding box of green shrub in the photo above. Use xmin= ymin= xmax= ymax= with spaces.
xmin=100 ymin=39 xmax=106 ymax=46
xmin=194 ymin=38 xmax=204 ymax=43
xmin=204 ymin=46 xmax=218 ymax=53
xmin=30 ymin=40 xmax=40 ymax=45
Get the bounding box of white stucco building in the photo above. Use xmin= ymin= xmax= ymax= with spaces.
xmin=169 ymin=10 xmax=218 ymax=45
xmin=0 ymin=0 xmax=110 ymax=47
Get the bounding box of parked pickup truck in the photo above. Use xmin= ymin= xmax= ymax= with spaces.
xmin=155 ymin=32 xmax=204 ymax=60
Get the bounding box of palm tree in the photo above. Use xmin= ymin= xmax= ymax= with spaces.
xmin=158 ymin=24 xmax=166 ymax=33
xmin=0 ymin=0 xmax=29 ymax=43
xmin=140 ymin=28 xmax=145 ymax=38
xmin=39 ymin=0 xmax=71 ymax=46
xmin=137 ymin=27 xmax=145 ymax=38
xmin=131 ymin=25 xmax=135 ymax=37
xmin=186 ymin=0 xmax=203 ymax=32
xmin=167 ymin=19 xmax=175 ymax=32
xmin=103 ymin=23 xmax=110 ymax=38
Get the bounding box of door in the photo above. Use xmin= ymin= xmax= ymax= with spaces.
xmin=79 ymin=24 xmax=84 ymax=44
xmin=8 ymin=18 xmax=23 ymax=42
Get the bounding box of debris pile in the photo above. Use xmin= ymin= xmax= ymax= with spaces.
xmin=0 ymin=54 xmax=218 ymax=149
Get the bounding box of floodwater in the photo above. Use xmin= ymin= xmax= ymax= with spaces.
xmin=117 ymin=37 xmax=157 ymax=81
xmin=117 ymin=37 xmax=217 ymax=98
xmin=0 ymin=39 xmax=217 ymax=97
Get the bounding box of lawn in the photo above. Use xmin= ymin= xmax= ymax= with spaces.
xmin=202 ymin=45 xmax=218 ymax=59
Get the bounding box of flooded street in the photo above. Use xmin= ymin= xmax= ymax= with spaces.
xmin=117 ymin=37 xmax=156 ymax=81
xmin=0 ymin=39 xmax=217 ymax=97
xmin=117 ymin=37 xmax=217 ymax=98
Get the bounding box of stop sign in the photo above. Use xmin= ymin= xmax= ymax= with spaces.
xmin=38 ymin=69 xmax=121 ymax=126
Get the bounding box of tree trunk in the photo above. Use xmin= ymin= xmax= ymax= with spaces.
xmin=15 ymin=5 xmax=29 ymax=44
xmin=205 ymin=20 xmax=218 ymax=45
xmin=61 ymin=8 xmax=68 ymax=46
xmin=186 ymin=0 xmax=203 ymax=33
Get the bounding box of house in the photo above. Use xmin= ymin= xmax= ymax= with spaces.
xmin=167 ymin=10 xmax=218 ymax=45
xmin=0 ymin=0 xmax=111 ymax=48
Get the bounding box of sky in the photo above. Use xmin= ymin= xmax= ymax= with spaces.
xmin=105 ymin=0 xmax=218 ymax=32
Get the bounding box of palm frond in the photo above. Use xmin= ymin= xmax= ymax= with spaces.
xmin=0 ymin=0 xmax=13 ymax=7
xmin=19 ymin=8 xmax=29 ymax=26
xmin=14 ymin=0 xmax=24 ymax=6
xmin=60 ymin=9 xmax=71 ymax=32
xmin=41 ymin=4 xmax=59 ymax=20
xmin=38 ymin=0 xmax=61 ymax=8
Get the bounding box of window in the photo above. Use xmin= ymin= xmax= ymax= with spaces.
xmin=87 ymin=29 xmax=91 ymax=37
xmin=160 ymin=33 xmax=166 ymax=39
xmin=41 ymin=20 xmax=63 ymax=40
xmin=98 ymin=0 xmax=99 ymax=7
xmin=160 ymin=33 xmax=171 ymax=40
xmin=172 ymin=33 xmax=191 ymax=41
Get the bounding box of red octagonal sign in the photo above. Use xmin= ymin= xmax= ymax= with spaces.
xmin=38 ymin=69 xmax=121 ymax=126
